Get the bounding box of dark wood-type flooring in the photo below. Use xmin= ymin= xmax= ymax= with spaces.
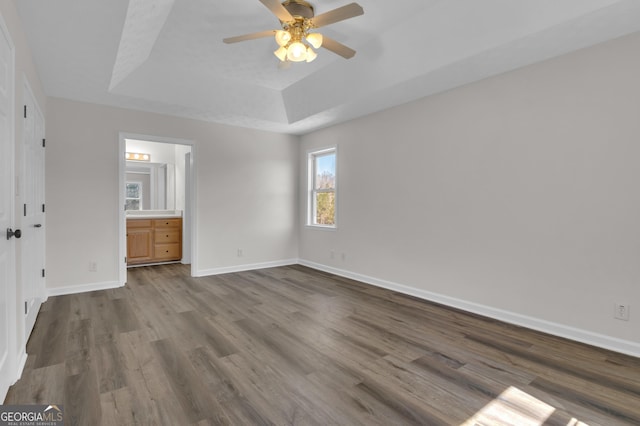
xmin=5 ymin=264 xmax=640 ymax=425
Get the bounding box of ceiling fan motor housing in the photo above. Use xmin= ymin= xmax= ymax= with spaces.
xmin=282 ymin=0 xmax=314 ymax=19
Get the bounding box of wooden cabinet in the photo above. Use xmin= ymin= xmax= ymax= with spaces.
xmin=127 ymin=218 xmax=182 ymax=265
xmin=127 ymin=229 xmax=153 ymax=263
xmin=126 ymin=219 xmax=153 ymax=264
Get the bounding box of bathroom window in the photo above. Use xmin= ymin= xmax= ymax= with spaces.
xmin=125 ymin=182 xmax=142 ymax=210
xmin=308 ymin=147 xmax=336 ymax=227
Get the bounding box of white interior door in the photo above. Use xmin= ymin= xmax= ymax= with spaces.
xmin=22 ymin=81 xmax=45 ymax=341
xmin=0 ymin=14 xmax=16 ymax=402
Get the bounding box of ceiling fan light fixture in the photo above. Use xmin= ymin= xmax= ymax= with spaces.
xmin=223 ymin=1 xmax=363 ymax=63
xmin=306 ymin=32 xmax=323 ymax=49
xmin=275 ymin=30 xmax=291 ymax=46
xmin=305 ymin=46 xmax=317 ymax=62
xmin=274 ymin=45 xmax=288 ymax=61
xmin=287 ymin=41 xmax=307 ymax=62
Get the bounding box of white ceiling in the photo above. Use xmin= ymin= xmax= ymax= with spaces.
xmin=14 ymin=0 xmax=640 ymax=135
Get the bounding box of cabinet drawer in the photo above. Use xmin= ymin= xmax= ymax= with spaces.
xmin=154 ymin=218 xmax=181 ymax=228
xmin=154 ymin=243 xmax=181 ymax=260
xmin=127 ymin=219 xmax=152 ymax=229
xmin=154 ymin=229 xmax=181 ymax=244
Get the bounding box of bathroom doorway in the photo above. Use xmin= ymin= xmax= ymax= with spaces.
xmin=118 ymin=133 xmax=197 ymax=283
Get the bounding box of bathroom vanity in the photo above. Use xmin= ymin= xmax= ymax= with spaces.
xmin=126 ymin=211 xmax=182 ymax=266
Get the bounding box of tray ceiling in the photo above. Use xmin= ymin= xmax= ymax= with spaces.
xmin=15 ymin=0 xmax=640 ymax=134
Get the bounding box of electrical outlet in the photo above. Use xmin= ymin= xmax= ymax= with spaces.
xmin=614 ymin=303 xmax=630 ymax=321
xmin=237 ymin=248 xmax=243 ymax=257
xmin=330 ymin=250 xmax=335 ymax=260
xmin=341 ymin=253 xmax=346 ymax=262
xmin=89 ymin=261 xmax=98 ymax=272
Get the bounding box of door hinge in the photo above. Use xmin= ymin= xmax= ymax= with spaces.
xmin=42 ymin=138 xmax=46 ymax=148
xmin=124 ymin=257 xmax=127 ymax=264
xmin=23 ymin=105 xmax=26 ymax=118
xmin=42 ymin=269 xmax=45 ymax=278
xmin=24 ymin=301 xmax=27 ymax=315
xmin=23 ymin=204 xmax=27 ymax=217
xmin=42 ymin=204 xmax=45 ymax=213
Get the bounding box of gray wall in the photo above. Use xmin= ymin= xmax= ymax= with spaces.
xmin=46 ymin=98 xmax=299 ymax=289
xmin=299 ymin=32 xmax=640 ymax=353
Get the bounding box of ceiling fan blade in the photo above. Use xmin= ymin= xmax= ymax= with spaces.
xmin=259 ymin=0 xmax=294 ymax=22
xmin=311 ymin=3 xmax=364 ymax=28
xmin=321 ymin=36 xmax=356 ymax=59
xmin=223 ymin=30 xmax=276 ymax=44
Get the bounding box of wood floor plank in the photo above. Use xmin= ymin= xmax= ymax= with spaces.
xmin=151 ymin=338 xmax=217 ymax=424
xmin=117 ymin=330 xmax=186 ymax=425
xmin=65 ymin=319 xmax=94 ymax=376
xmin=64 ymin=370 xmax=101 ymax=426
xmin=95 ymin=338 xmax=128 ymax=394
xmin=304 ymin=370 xmax=389 ymax=426
xmin=99 ymin=387 xmax=135 ymax=426
xmin=219 ymin=352 xmax=331 ymax=426
xmin=4 ymin=363 xmax=65 ymax=405
xmin=5 ymin=263 xmax=640 ymax=425
xmin=31 ymin=297 xmax=70 ymax=368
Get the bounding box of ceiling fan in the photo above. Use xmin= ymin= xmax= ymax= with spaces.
xmin=223 ymin=0 xmax=364 ymax=63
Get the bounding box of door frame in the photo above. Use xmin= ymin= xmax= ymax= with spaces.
xmin=118 ymin=132 xmax=197 ymax=284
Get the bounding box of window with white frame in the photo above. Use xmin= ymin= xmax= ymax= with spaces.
xmin=125 ymin=182 xmax=143 ymax=210
xmin=308 ymin=147 xmax=336 ymax=227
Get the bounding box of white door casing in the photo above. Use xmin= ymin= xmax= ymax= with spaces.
xmin=0 ymin=12 xmax=16 ymax=402
xmin=119 ymin=133 xmax=197 ymax=285
xmin=183 ymin=152 xmax=191 ymax=264
xmin=22 ymin=79 xmax=45 ymax=341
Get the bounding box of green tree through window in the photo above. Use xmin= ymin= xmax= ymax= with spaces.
xmin=125 ymin=182 xmax=142 ymax=210
xmin=309 ymin=148 xmax=336 ymax=226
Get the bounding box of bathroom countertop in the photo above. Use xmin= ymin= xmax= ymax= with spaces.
xmin=126 ymin=210 xmax=182 ymax=219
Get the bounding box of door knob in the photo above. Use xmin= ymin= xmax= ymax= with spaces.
xmin=6 ymin=228 xmax=21 ymax=240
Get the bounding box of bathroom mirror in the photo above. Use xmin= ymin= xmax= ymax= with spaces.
xmin=125 ymin=161 xmax=175 ymax=210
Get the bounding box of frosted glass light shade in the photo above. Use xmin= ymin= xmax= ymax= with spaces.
xmin=305 ymin=47 xmax=317 ymax=62
xmin=306 ymin=33 xmax=323 ymax=49
xmin=287 ymin=41 xmax=307 ymax=62
xmin=275 ymin=30 xmax=291 ymax=47
xmin=274 ymin=46 xmax=288 ymax=61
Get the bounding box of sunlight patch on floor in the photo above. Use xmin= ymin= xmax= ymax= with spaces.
xmin=460 ymin=386 xmax=588 ymax=426
xmin=566 ymin=418 xmax=590 ymax=426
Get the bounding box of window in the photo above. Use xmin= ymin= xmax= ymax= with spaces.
xmin=308 ymin=147 xmax=336 ymax=227
xmin=125 ymin=182 xmax=142 ymax=210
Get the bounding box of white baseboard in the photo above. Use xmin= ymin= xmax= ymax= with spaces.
xmin=195 ymin=258 xmax=298 ymax=277
xmin=47 ymin=280 xmax=123 ymax=297
xmin=298 ymin=259 xmax=640 ymax=358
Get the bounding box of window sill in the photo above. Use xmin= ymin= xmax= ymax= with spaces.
xmin=305 ymin=224 xmax=337 ymax=231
